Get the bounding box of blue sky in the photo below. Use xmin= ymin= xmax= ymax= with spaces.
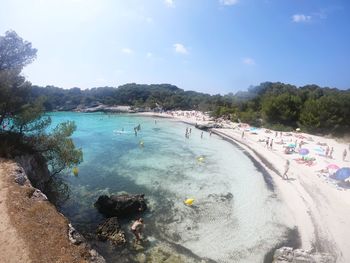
xmin=0 ymin=0 xmax=349 ymax=94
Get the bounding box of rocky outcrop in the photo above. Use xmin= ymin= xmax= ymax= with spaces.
xmin=13 ymin=166 xmax=28 ymax=186
xmin=96 ymin=217 xmax=126 ymax=246
xmin=76 ymin=105 xmax=136 ymax=113
xmin=6 ymin=160 xmax=106 ymax=263
xmin=273 ymin=247 xmax=336 ymax=263
xmin=95 ymin=194 xmax=147 ymax=217
xmin=14 ymin=153 xmax=51 ymax=191
xmin=195 ymin=123 xmax=222 ymax=130
xmin=68 ymin=223 xmax=86 ymax=245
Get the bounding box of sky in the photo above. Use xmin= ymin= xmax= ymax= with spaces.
xmin=0 ymin=0 xmax=349 ymax=94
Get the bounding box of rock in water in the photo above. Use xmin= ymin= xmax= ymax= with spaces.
xmin=273 ymin=247 xmax=336 ymax=263
xmin=96 ymin=217 xmax=126 ymax=246
xmin=68 ymin=223 xmax=85 ymax=245
xmin=95 ymin=194 xmax=147 ymax=217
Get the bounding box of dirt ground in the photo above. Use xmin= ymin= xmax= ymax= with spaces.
xmin=0 ymin=159 xmax=90 ymax=263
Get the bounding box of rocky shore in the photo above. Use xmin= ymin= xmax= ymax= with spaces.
xmin=0 ymin=159 xmax=105 ymax=263
xmin=74 ymin=105 xmax=136 ymax=113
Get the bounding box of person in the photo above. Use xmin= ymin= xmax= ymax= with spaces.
xmin=269 ymin=139 xmax=273 ymax=149
xmin=210 ymin=130 xmax=212 ymax=136
xmin=201 ymin=131 xmax=203 ymax=139
xmin=343 ymin=149 xmax=347 ymax=161
xmin=265 ymin=137 xmax=269 ymax=148
xmin=131 ymin=218 xmax=144 ymax=243
xmin=282 ymin=160 xmax=290 ymax=180
xmin=241 ymin=131 xmax=245 ymax=139
xmin=329 ymin=147 xmax=334 ymax=159
xmin=325 ymin=146 xmax=330 ymax=158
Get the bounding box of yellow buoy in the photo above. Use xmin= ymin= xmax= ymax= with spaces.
xmin=184 ymin=198 xmax=195 ymax=206
xmin=197 ymin=156 xmax=204 ymax=162
xmin=72 ymin=167 xmax=79 ymax=176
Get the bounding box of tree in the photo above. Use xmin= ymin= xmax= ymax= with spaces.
xmin=34 ymin=121 xmax=83 ymax=175
xmin=0 ymin=30 xmax=37 ymax=71
xmin=0 ymin=30 xmax=82 ymax=176
xmin=261 ymin=93 xmax=302 ymax=126
xmin=299 ymin=96 xmax=343 ymax=132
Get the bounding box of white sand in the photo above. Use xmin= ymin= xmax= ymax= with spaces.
xmin=140 ymin=111 xmax=350 ymax=262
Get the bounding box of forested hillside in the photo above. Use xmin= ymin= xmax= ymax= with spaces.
xmin=30 ymin=82 xmax=350 ymax=134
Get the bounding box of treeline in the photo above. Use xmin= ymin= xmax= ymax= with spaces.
xmin=30 ymin=84 xmax=213 ymax=112
xmin=213 ymin=82 xmax=350 ymax=134
xmin=30 ymin=82 xmax=350 ymax=134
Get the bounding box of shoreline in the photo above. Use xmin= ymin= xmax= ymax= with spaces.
xmin=138 ymin=111 xmax=350 ymax=262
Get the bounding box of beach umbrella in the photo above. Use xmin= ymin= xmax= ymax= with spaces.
xmin=327 ymin=164 xmax=340 ymax=170
xmin=334 ymin=167 xmax=350 ymax=181
xmin=299 ymin=148 xmax=309 ymax=156
xmin=287 ymin=143 xmax=296 ymax=148
xmin=314 ymin=147 xmax=325 ymax=153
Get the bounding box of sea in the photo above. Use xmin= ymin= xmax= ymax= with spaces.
xmin=47 ymin=112 xmax=294 ymax=263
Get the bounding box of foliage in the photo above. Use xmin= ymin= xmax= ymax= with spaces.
xmin=28 ymin=81 xmax=350 ymax=135
xmin=0 ymin=30 xmax=82 ymax=175
xmin=34 ymin=121 xmax=83 ymax=175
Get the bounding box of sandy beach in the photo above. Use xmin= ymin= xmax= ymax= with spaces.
xmin=140 ymin=110 xmax=350 ymax=262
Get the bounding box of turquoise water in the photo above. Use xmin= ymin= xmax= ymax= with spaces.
xmin=48 ymin=112 xmax=291 ymax=263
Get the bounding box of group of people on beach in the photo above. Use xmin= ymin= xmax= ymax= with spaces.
xmin=265 ymin=137 xmax=274 ymax=149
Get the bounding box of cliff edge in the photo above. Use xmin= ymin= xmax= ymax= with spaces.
xmin=0 ymin=158 xmax=104 ymax=263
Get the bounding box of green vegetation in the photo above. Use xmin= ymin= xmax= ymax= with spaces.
xmin=0 ymin=30 xmax=82 ymax=175
xmin=30 ymin=81 xmax=350 ymax=135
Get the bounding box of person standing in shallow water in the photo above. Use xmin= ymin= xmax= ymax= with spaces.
xmin=201 ymin=131 xmax=203 ymax=139
xmin=131 ymin=218 xmax=144 ymax=243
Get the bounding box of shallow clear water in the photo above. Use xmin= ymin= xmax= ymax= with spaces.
xmin=48 ymin=112 xmax=291 ymax=263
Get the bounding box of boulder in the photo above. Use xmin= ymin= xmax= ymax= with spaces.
xmin=273 ymin=247 xmax=336 ymax=263
xmin=13 ymin=167 xmax=28 ymax=185
xmin=96 ymin=217 xmax=126 ymax=246
xmin=30 ymin=188 xmax=48 ymax=201
xmin=68 ymin=223 xmax=85 ymax=245
xmin=95 ymin=194 xmax=147 ymax=217
xmin=15 ymin=153 xmax=51 ymax=191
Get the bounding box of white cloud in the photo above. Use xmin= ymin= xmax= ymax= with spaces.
xmin=164 ymin=0 xmax=175 ymax=8
xmin=173 ymin=43 xmax=188 ymax=54
xmin=292 ymin=14 xmax=312 ymax=23
xmin=219 ymin=0 xmax=238 ymax=6
xmin=242 ymin=57 xmax=255 ymax=65
xmin=121 ymin=48 xmax=133 ymax=54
